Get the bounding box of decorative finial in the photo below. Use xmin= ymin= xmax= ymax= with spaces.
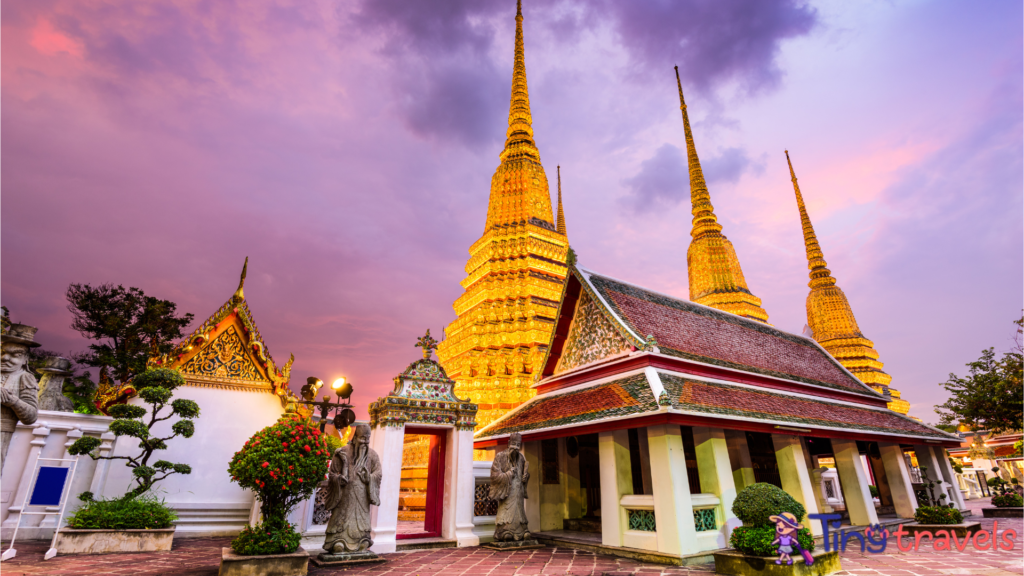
xmin=556 ymin=165 xmax=567 ymax=236
xmin=674 ymin=66 xmax=685 ymax=110
xmin=234 ymin=256 xmax=248 ymax=300
xmin=415 ymin=329 xmax=439 ymax=360
xmin=517 ymin=0 xmax=522 ymax=18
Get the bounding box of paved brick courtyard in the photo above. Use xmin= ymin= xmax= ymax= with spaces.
xmin=1 ymin=499 xmax=1020 ymax=576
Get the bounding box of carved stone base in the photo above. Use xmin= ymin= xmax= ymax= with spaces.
xmin=481 ymin=539 xmax=545 ymax=551
xmin=311 ymin=550 xmax=386 ymax=567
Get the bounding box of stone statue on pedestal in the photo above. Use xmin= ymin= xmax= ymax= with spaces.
xmin=1 ymin=325 xmax=41 ymax=475
xmin=484 ymin=432 xmax=542 ymax=550
xmin=37 ymin=356 xmax=74 ymax=413
xmin=318 ymin=424 xmax=384 ymax=565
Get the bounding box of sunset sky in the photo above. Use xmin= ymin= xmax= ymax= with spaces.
xmin=3 ymin=0 xmax=1021 ymax=423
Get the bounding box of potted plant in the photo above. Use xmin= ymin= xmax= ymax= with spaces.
xmin=905 ymin=466 xmax=981 ymax=537
xmin=218 ymin=414 xmax=330 ymax=576
xmin=60 ymin=368 xmax=199 ymax=554
xmin=983 ymin=476 xmax=1024 ymax=518
xmin=714 ymin=483 xmax=840 ymax=575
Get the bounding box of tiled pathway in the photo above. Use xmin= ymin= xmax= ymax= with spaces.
xmin=1 ymin=498 xmax=1020 ymax=575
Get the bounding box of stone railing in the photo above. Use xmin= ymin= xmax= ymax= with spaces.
xmin=620 ymin=494 xmax=657 ymax=550
xmin=471 ymin=460 xmax=495 ymax=541
xmin=0 ymin=411 xmax=114 ymax=540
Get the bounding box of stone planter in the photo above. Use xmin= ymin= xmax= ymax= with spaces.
xmin=219 ymin=547 xmax=309 ymax=576
xmin=54 ymin=527 xmax=175 ymax=554
xmin=713 ymin=549 xmax=840 ymax=576
xmin=903 ymin=522 xmax=982 ymax=538
xmin=982 ymin=507 xmax=1024 ymax=518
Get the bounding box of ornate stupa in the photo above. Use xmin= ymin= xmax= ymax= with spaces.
xmin=675 ymin=68 xmax=769 ymax=323
xmin=785 ymin=151 xmax=909 ymax=414
xmin=436 ymin=0 xmax=570 ymax=444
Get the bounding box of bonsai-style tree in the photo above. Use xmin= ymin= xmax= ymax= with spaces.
xmin=227 ymin=415 xmax=331 ymax=555
xmin=729 ymin=483 xmax=814 ymax=557
xmin=69 ymin=368 xmax=199 ymax=499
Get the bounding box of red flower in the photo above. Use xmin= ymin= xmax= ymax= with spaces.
xmin=262 ymin=462 xmax=269 ymax=468
xmin=289 ymin=466 xmax=293 ymax=470
xmin=298 ymin=478 xmax=304 ymax=482
xmin=288 ymin=480 xmax=292 ymax=485
xmin=304 ymin=445 xmax=311 ymax=452
xmin=282 ymin=442 xmax=288 ymax=448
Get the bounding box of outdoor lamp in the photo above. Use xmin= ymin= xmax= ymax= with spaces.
xmin=296 ymin=375 xmax=357 ymax=432
xmin=332 ymin=377 xmax=353 ymax=400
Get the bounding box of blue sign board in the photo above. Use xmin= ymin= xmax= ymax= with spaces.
xmin=29 ymin=467 xmax=70 ymax=507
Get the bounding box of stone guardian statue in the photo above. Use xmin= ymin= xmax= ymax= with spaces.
xmin=1 ymin=324 xmax=41 ymax=475
xmin=320 ymin=424 xmax=384 ymax=564
xmin=485 ymin=432 xmax=541 ymax=549
xmin=37 ymin=356 xmax=74 ymax=412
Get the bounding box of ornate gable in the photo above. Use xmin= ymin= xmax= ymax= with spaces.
xmin=554 ymin=291 xmax=633 ymax=374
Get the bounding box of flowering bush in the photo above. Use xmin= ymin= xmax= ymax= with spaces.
xmin=914 ymin=506 xmax=963 ymax=525
xmin=228 ymin=415 xmax=330 ymax=529
xmin=992 ymin=494 xmax=1023 ymax=508
xmin=231 ymin=521 xmax=302 ymax=556
xmin=730 ymin=525 xmax=814 ymax=557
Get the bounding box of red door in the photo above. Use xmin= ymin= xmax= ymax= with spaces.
xmin=397 ymin=428 xmax=446 ymax=539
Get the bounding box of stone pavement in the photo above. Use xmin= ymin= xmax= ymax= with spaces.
xmin=1 ymin=498 xmax=1019 ymax=576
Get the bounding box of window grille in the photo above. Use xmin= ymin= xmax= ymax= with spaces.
xmin=627 ymin=509 xmax=656 ymax=531
xmin=693 ymin=508 xmax=717 ymax=532
xmin=474 ymin=482 xmax=498 ymax=517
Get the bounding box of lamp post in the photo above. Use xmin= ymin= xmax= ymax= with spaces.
xmin=297 ymin=376 xmax=357 ymax=433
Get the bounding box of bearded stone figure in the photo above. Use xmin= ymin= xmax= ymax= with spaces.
xmin=1 ymin=324 xmax=41 ymax=475
xmin=322 ymin=424 xmax=382 ymax=558
xmin=489 ymin=432 xmax=532 ymax=542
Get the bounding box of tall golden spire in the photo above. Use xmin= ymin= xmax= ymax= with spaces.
xmin=556 ymin=165 xmax=567 ymax=236
xmin=233 ymin=256 xmax=248 ymax=301
xmin=675 ymin=67 xmax=769 ymax=323
xmin=786 ymin=151 xmax=907 ymax=414
xmin=438 ymin=0 xmax=569 ymax=457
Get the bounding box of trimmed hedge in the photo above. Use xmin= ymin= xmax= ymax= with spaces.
xmin=914 ymin=506 xmax=963 ymax=525
xmin=732 ymin=483 xmax=806 ymax=527
xmin=231 ymin=521 xmax=302 ymax=556
xmin=730 ymin=525 xmax=814 ymax=557
xmin=992 ymin=494 xmax=1023 ymax=508
xmin=66 ymin=494 xmax=177 ymax=530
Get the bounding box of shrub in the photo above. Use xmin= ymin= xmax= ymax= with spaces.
xmin=992 ymin=494 xmax=1023 ymax=508
xmin=729 ymin=525 xmax=814 ymax=556
xmin=914 ymin=506 xmax=963 ymax=525
xmin=228 ymin=415 xmax=330 ymax=530
xmin=69 ymin=368 xmax=199 ymax=499
xmin=231 ymin=521 xmax=302 ymax=556
xmin=732 ymin=483 xmax=807 ymax=527
xmin=65 ymin=494 xmax=177 ymax=530
xmin=868 ymin=485 xmax=880 ymax=498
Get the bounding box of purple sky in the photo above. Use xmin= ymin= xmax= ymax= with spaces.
xmin=3 ymin=0 xmax=1021 ymax=423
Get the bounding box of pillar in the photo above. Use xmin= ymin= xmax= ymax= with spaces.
xmin=446 ymin=428 xmax=478 ymax=546
xmin=524 ymin=440 xmax=541 ymax=533
xmin=369 ymin=424 xmax=406 ymax=554
xmin=914 ymin=444 xmax=952 ymax=507
xmin=598 ymin=429 xmax=632 ymax=547
xmin=932 ymin=447 xmax=967 ymax=510
xmin=878 ymin=442 xmax=918 ymax=518
xmin=832 ymin=439 xmax=879 ymax=526
xmin=868 ymin=450 xmax=893 ymax=507
xmin=646 ymin=424 xmax=699 ymax=555
xmin=772 ymin=434 xmax=823 ymax=536
xmin=725 ymin=430 xmax=755 ymax=490
xmin=693 ymin=427 xmax=739 ymax=545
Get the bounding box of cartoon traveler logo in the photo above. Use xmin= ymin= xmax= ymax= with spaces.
xmin=770 ymin=512 xmax=814 ymax=566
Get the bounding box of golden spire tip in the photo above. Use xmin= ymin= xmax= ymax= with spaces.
xmin=234 ymin=256 xmax=248 ymax=300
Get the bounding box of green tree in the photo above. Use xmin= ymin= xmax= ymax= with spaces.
xmin=69 ymin=368 xmax=199 ymax=499
xmin=66 ymin=283 xmax=194 ymax=385
xmin=935 ymin=315 xmax=1023 ymax=434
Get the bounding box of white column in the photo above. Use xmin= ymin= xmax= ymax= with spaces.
xmin=89 ymin=432 xmax=117 ymax=498
xmin=725 ymin=430 xmax=755 ymax=490
xmin=449 ymin=428 xmax=478 ymax=546
xmin=693 ymin=427 xmax=739 ymax=545
xmin=932 ymin=447 xmax=967 ymax=510
xmin=832 ymin=439 xmax=879 ymax=526
xmin=914 ymin=444 xmax=954 ymax=508
xmin=598 ymin=429 xmax=632 ymax=547
xmin=646 ymin=424 xmax=699 ymax=555
xmin=772 ymin=434 xmax=822 ymax=536
xmin=878 ymin=443 xmax=918 ymax=518
xmin=524 ymin=440 xmax=541 ymax=534
xmin=369 ymin=424 xmax=405 ymax=554
xmin=1 ymin=424 xmax=49 ymax=532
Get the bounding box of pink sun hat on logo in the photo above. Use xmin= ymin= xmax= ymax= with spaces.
xmin=769 ymin=512 xmax=803 ymax=530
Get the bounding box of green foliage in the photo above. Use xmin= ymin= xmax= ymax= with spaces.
xmin=1014 ymin=440 xmax=1023 ymax=458
xmin=323 ymin=432 xmax=346 ymax=455
xmin=936 ymin=315 xmax=1023 ymax=434
xmin=949 ymin=457 xmax=964 ymax=474
xmin=228 ymin=415 xmax=330 ymax=526
xmin=914 ymin=506 xmax=964 ymax=525
xmin=231 ymin=521 xmax=302 ymax=556
xmin=66 ymin=495 xmax=177 ymax=530
xmin=65 ymin=283 xmax=194 ymax=384
xmin=992 ymin=494 xmax=1023 ymax=507
xmin=67 ymin=367 xmax=199 ymax=500
xmin=868 ymin=485 xmax=880 ymax=498
xmin=729 ymin=525 xmax=814 ymax=556
xmin=732 ymin=483 xmax=807 ymax=527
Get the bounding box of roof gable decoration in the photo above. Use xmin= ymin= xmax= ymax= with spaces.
xmin=369 ymin=333 xmax=479 ymax=431
xmin=150 ymin=258 xmax=294 ymax=399
xmin=553 ymin=290 xmax=634 ymax=375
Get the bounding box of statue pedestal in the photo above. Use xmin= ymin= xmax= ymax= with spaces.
xmin=312 ymin=550 xmax=386 ymax=567
xmin=481 ymin=539 xmax=544 ymax=551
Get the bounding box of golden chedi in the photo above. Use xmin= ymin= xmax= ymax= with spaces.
xmin=675 ymin=68 xmax=770 ymax=323
xmin=785 ymin=151 xmax=909 ymax=414
xmin=437 ymin=0 xmax=569 ymax=449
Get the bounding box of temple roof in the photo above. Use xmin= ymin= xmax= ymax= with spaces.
xmin=475 ymin=368 xmax=957 ymax=443
xmin=556 ymin=266 xmax=883 ymax=398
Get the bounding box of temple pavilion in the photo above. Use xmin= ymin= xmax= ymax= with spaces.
xmin=453 ymin=1 xmax=958 ymax=559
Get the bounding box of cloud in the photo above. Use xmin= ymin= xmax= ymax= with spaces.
xmin=621 ymin=143 xmax=761 ymax=212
